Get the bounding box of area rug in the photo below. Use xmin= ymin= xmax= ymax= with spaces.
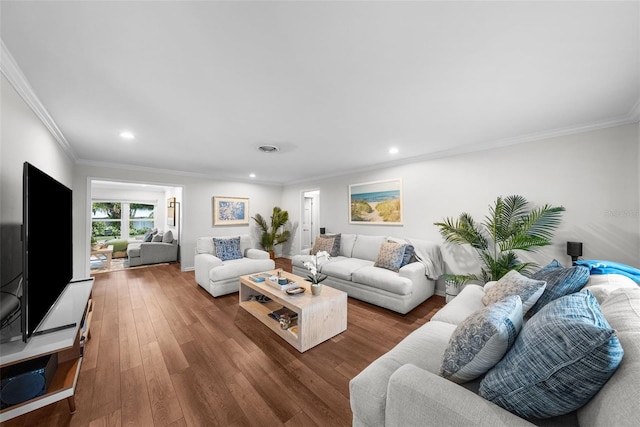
xmin=90 ymin=257 xmax=169 ymax=274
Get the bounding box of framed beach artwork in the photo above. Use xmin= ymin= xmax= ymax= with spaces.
xmin=213 ymin=196 xmax=249 ymax=226
xmin=349 ymin=178 xmax=403 ymax=225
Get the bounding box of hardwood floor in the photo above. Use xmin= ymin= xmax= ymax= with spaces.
xmin=4 ymin=264 xmax=445 ymax=427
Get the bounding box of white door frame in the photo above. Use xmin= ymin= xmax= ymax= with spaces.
xmin=301 ymin=190 xmax=320 ymax=250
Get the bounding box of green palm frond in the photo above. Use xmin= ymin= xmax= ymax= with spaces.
xmin=252 ymin=207 xmax=290 ymax=251
xmin=434 ymin=213 xmax=488 ymax=250
xmin=435 ymin=195 xmax=565 ymax=282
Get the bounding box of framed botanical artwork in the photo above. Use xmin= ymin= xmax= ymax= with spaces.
xmin=349 ymin=178 xmax=403 ymax=225
xmin=213 ymin=196 xmax=249 ymax=226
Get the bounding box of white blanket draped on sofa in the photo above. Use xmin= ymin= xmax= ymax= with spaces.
xmin=405 ymin=238 xmax=444 ymax=280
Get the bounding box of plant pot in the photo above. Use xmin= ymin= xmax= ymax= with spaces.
xmin=445 ymin=281 xmax=463 ymax=303
xmin=310 ymin=284 xmax=323 ymax=296
xmin=268 ymin=250 xmax=275 ymax=260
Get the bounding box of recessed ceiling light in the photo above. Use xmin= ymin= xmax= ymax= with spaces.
xmin=258 ymin=145 xmax=279 ymax=153
xmin=389 ymin=147 xmax=399 ymax=154
xmin=120 ymin=131 xmax=135 ymax=140
xmin=249 ymin=173 xmax=256 ymax=178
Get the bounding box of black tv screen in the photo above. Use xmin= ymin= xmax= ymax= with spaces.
xmin=22 ymin=162 xmax=73 ymax=342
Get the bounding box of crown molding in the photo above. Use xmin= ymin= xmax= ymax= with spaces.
xmin=75 ymin=159 xmax=285 ymax=187
xmin=1 ymin=39 xmax=76 ymax=160
xmin=286 ymin=110 xmax=640 ymax=186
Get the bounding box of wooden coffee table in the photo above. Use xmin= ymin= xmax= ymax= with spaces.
xmin=239 ymin=270 xmax=347 ymax=352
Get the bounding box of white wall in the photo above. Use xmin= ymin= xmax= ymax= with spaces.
xmin=0 ymin=74 xmax=75 ymax=283
xmin=282 ymin=123 xmax=640 ymax=293
xmin=1 ymin=70 xmax=285 ymax=280
xmin=4 ymin=65 xmax=639 ymax=292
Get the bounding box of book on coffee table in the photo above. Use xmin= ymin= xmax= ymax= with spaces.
xmin=268 ymin=307 xmax=298 ymax=321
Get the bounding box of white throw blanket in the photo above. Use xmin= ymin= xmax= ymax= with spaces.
xmin=406 ymin=238 xmax=444 ymax=280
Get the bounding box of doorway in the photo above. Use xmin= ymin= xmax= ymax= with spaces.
xmin=87 ymin=179 xmax=183 ymax=275
xmin=301 ymin=190 xmax=320 ymax=251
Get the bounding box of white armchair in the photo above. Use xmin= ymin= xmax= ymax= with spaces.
xmin=194 ymin=235 xmax=275 ymax=297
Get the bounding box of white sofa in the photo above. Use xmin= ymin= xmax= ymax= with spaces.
xmin=292 ymin=234 xmax=443 ymax=314
xmin=194 ymin=235 xmax=275 ymax=297
xmin=350 ymin=271 xmax=640 ymax=427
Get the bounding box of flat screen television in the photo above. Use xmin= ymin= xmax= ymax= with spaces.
xmin=21 ymin=162 xmax=73 ymax=342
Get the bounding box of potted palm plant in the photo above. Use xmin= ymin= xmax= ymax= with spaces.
xmin=443 ymin=274 xmax=472 ymax=303
xmin=252 ymin=206 xmax=291 ymax=259
xmin=434 ymin=194 xmax=565 ymax=283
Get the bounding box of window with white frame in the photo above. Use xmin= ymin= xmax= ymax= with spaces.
xmin=92 ymin=201 xmax=155 ymax=240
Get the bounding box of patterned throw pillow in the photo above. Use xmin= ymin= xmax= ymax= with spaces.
xmin=526 ymin=259 xmax=590 ymax=317
xmin=374 ymin=240 xmax=406 ymax=272
xmin=310 ymin=235 xmax=335 ymax=256
xmin=482 ymin=270 xmax=546 ymax=316
xmin=440 ymin=295 xmax=523 ymax=384
xmin=479 ymin=290 xmax=623 ymax=419
xmin=213 ymin=236 xmax=243 ymax=261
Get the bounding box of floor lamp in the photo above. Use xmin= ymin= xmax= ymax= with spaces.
xmin=169 ymin=200 xmax=181 ymax=260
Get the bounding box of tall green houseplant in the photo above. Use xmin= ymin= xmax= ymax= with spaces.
xmin=252 ymin=206 xmax=291 ymax=256
xmin=434 ymin=195 xmax=565 ymax=283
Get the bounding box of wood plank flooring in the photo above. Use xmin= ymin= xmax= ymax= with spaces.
xmin=3 ymin=264 xmax=444 ymax=427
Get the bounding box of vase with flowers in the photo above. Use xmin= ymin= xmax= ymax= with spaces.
xmin=303 ymin=250 xmax=330 ymax=295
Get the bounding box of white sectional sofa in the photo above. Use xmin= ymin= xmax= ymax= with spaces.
xmin=292 ymin=234 xmax=443 ymax=314
xmin=195 ymin=235 xmax=275 ymax=297
xmin=350 ymin=267 xmax=640 ymax=427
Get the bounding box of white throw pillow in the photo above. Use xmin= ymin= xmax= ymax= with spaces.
xmin=582 ymin=273 xmax=638 ymax=304
xmin=482 ymin=270 xmax=546 ymax=316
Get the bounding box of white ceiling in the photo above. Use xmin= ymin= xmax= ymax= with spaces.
xmin=2 ymin=1 xmax=639 ymax=185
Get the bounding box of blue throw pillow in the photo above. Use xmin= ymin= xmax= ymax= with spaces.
xmin=527 ymin=259 xmax=590 ymax=317
xmin=400 ymin=244 xmax=415 ymax=267
xmin=479 ymin=290 xmax=623 ymax=420
xmin=213 ymin=236 xmax=242 ymax=261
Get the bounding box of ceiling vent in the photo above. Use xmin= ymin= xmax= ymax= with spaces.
xmin=258 ymin=145 xmax=279 ymax=153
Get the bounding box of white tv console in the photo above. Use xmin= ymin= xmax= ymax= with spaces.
xmin=0 ymin=277 xmax=94 ymax=422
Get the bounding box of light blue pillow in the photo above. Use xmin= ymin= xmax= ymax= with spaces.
xmin=479 ymin=290 xmax=623 ymax=419
xmin=440 ymin=295 xmax=523 ymax=384
xmin=527 ymin=259 xmax=590 ymax=317
xmin=400 ymin=244 xmax=415 ymax=267
xmin=213 ymin=236 xmax=242 ymax=261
